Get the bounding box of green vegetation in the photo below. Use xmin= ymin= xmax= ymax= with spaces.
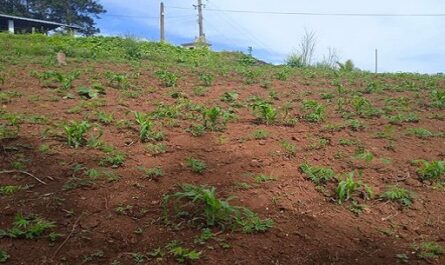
xmin=300 ymin=163 xmax=335 ymax=185
xmin=380 ymin=186 xmax=414 ymax=207
xmin=416 ymin=160 xmax=445 ymax=181
xmin=336 ymin=172 xmax=373 ymax=204
xmin=415 ymin=242 xmax=444 ymax=261
xmin=64 ymin=121 xmax=91 ymax=148
xmin=163 ymin=184 xmax=273 ymax=233
xmin=155 ymin=70 xmax=178 ymax=87
xmin=251 ymin=100 xmax=278 ymax=125
xmin=301 ymin=100 xmax=326 ymax=122
xmin=186 ymin=157 xmax=207 ymax=174
xmin=0 ymin=214 xmax=55 ymax=239
xmin=0 ymin=250 xmax=9 ymax=263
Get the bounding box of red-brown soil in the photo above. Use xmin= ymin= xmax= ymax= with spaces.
xmin=1 ymin=60 xmax=444 ymax=265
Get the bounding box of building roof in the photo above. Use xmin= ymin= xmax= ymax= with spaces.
xmin=0 ymin=14 xmax=81 ymax=30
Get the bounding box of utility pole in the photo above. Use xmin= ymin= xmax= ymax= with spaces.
xmin=375 ymin=49 xmax=378 ymax=74
xmin=160 ymin=2 xmax=165 ymax=42
xmin=196 ymin=0 xmax=205 ymax=39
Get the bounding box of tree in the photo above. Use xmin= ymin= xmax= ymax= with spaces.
xmin=0 ymin=0 xmax=106 ymax=35
xmin=286 ymin=30 xmax=317 ymax=68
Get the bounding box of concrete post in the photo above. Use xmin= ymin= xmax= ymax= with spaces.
xmin=8 ymin=19 xmax=14 ymax=34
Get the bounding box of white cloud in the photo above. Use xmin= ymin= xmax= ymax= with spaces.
xmin=99 ymin=0 xmax=445 ymax=73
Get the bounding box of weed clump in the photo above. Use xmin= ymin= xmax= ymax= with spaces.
xmin=300 ymin=163 xmax=335 ymax=185
xmin=163 ymin=184 xmax=273 ymax=233
xmin=64 ymin=121 xmax=91 ymax=148
xmin=380 ymin=186 xmax=414 ymax=207
xmin=416 ymin=160 xmax=445 ymax=181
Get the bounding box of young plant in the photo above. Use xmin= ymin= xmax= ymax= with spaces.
xmin=380 ymin=186 xmax=414 ymax=207
xmin=134 ymin=112 xmax=153 ymax=142
xmin=186 ymin=157 xmax=207 ymax=174
xmin=105 ymin=72 xmax=129 ymax=89
xmin=155 ymin=70 xmax=178 ymax=87
xmin=187 ymin=123 xmax=206 ymax=137
xmin=97 ymin=112 xmax=113 ymax=125
xmin=0 ymin=213 xmax=56 ymax=239
xmin=100 ymin=152 xmax=125 ymax=167
xmin=301 ymin=100 xmax=325 ymax=122
xmin=199 ymin=73 xmax=214 ymax=87
xmin=414 ymin=242 xmax=444 ymax=261
xmin=280 ymin=140 xmax=296 ymax=157
xmin=64 ymin=121 xmax=91 ymax=148
xmin=299 ymin=163 xmax=335 ymax=185
xmin=251 ymin=129 xmax=270 ymax=139
xmin=407 ymin=128 xmax=434 ymax=138
xmin=0 ymin=250 xmax=9 ymax=263
xmin=138 ymin=166 xmax=163 ymax=180
xmin=416 ymin=160 xmax=445 ymax=181
xmin=336 ymin=172 xmax=373 ymax=204
xmin=251 ymin=101 xmax=278 ymax=125
xmin=430 ymin=90 xmax=445 ymax=109
xmin=162 ymin=184 xmax=273 ymax=232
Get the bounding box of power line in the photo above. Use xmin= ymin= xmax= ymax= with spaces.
xmin=167 ymin=6 xmax=445 ymax=17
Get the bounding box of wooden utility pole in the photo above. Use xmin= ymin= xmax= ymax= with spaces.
xmin=197 ymin=0 xmax=204 ymax=38
xmin=160 ymin=2 xmax=165 ymax=42
xmin=375 ymin=49 xmax=378 ymax=74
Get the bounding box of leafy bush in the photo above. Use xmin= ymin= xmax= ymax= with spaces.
xmin=64 ymin=121 xmax=91 ymax=148
xmin=163 ymin=184 xmax=273 ymax=232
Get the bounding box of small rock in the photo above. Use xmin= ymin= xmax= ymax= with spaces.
xmin=405 ymin=178 xmax=422 ymax=187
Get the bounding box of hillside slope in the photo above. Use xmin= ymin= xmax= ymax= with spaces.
xmin=0 ymin=34 xmax=445 ymax=264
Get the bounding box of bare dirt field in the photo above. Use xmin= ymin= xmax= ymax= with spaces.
xmin=0 ymin=35 xmax=444 ymax=264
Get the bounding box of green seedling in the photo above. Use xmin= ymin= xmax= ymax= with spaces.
xmin=301 ymin=100 xmax=325 ymax=122
xmin=186 ymin=157 xmax=207 ymax=174
xmin=336 ymin=172 xmax=373 ymax=204
xmin=380 ymin=186 xmax=414 ymax=207
xmin=300 ymin=163 xmax=335 ymax=185
xmin=163 ymin=184 xmax=273 ymax=232
xmin=64 ymin=121 xmax=91 ymax=148
xmin=416 ymin=160 xmax=445 ymax=181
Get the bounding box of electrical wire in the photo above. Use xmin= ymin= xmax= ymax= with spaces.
xmin=166 ymin=6 xmax=445 ymax=17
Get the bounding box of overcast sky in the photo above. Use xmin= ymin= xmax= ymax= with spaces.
xmin=97 ymin=0 xmax=445 ymax=73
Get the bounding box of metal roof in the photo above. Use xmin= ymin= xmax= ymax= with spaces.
xmin=0 ymin=14 xmax=81 ymax=29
